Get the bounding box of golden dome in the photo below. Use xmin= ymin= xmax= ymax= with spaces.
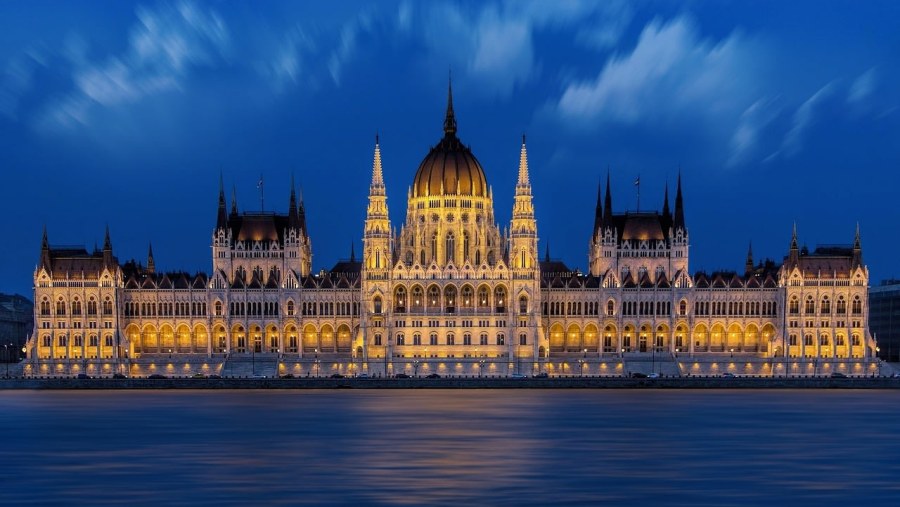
xmin=412 ymin=83 xmax=488 ymax=198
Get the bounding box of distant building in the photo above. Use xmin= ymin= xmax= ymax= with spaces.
xmin=0 ymin=293 xmax=32 ymax=361
xmin=24 ymin=85 xmax=879 ymax=377
xmin=869 ymin=280 xmax=900 ymax=362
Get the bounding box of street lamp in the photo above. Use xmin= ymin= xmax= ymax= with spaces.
xmin=479 ymin=359 xmax=485 ymax=378
xmin=3 ymin=343 xmax=9 ymax=379
xmin=578 ymin=358 xmax=585 ymax=377
xmin=414 ymin=359 xmax=420 ymax=377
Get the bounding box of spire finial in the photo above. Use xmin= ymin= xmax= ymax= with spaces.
xmin=545 ymin=242 xmax=550 ymax=263
xmin=147 ymin=242 xmax=155 ymax=274
xmin=231 ymin=185 xmax=238 ymax=215
xmin=103 ymin=224 xmax=111 ymax=251
xmin=443 ymin=73 xmax=457 ymax=136
xmin=673 ymin=170 xmax=685 ymax=230
xmin=42 ymin=225 xmax=48 ymax=249
xmin=790 ymin=222 xmax=799 ymax=250
xmin=602 ymin=168 xmax=613 ymax=229
xmin=350 ymin=241 xmax=356 ymax=262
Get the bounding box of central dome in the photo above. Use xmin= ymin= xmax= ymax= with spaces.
xmin=412 ymin=85 xmax=488 ymax=198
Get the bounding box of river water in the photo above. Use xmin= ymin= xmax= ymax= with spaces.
xmin=1 ymin=389 xmax=899 ymax=506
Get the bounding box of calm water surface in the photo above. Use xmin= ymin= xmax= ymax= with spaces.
xmin=1 ymin=389 xmax=899 ymax=506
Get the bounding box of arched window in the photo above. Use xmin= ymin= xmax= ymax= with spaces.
xmin=679 ymin=300 xmax=687 ymax=316
xmin=520 ymin=249 xmax=526 ymax=269
xmin=71 ymin=298 xmax=82 ymax=316
xmin=495 ymin=287 xmax=507 ymax=312
xmin=836 ymin=297 xmax=846 ymax=314
xmin=374 ymin=334 xmax=382 ymax=346
xmin=413 ymin=333 xmax=422 ymax=345
xmin=411 ymin=286 xmax=424 ymax=310
xmin=821 ymin=296 xmax=831 ymax=314
xmin=286 ymin=300 xmax=295 ymax=316
xmin=496 ymin=333 xmax=505 ymax=345
xmin=475 ymin=250 xmax=481 ymax=265
xmin=447 ymin=333 xmax=455 ymax=345
xmin=87 ymin=298 xmax=97 ymax=315
xmin=852 ymin=296 xmax=862 ymax=315
xmin=804 ymin=297 xmax=815 ymax=314
xmin=420 ymin=250 xmax=425 ymax=265
xmin=40 ymin=298 xmax=50 ymax=316
xmin=444 ymin=285 xmax=457 ymax=313
xmin=406 ymin=251 xmax=413 ymax=265
xmin=789 ymin=297 xmax=799 ymax=315
xmin=519 ymin=295 xmax=528 ymax=314
xmin=607 ymin=300 xmax=615 ymax=316
xmin=103 ymin=298 xmax=113 ymax=315
xmin=394 ymin=286 xmax=407 ymax=312
xmin=373 ymin=296 xmax=382 ymax=314
xmin=215 ymin=301 xmax=223 ymax=316
xmin=56 ymin=298 xmax=66 ymax=315
xmin=445 ymin=232 xmax=455 ymax=265
xmin=461 ymin=286 xmax=474 ymax=308
xmin=428 ymin=286 xmax=440 ymax=308
xmin=478 ymin=286 xmax=489 ymax=307
xmin=463 ymin=333 xmax=472 ymax=345
xmin=396 ymin=333 xmax=405 ymax=346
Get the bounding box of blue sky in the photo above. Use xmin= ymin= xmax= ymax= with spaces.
xmin=1 ymin=0 xmax=898 ymax=297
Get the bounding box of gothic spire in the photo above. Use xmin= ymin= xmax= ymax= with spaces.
xmin=288 ymin=174 xmax=300 ymax=231
xmin=147 ymin=243 xmax=155 ymax=274
xmin=662 ymin=181 xmax=671 ymax=219
xmin=350 ymin=241 xmax=356 ymax=263
xmin=601 ymin=170 xmax=613 ymax=230
xmin=371 ymin=134 xmax=384 ymax=189
xmin=852 ymin=223 xmax=862 ymax=267
xmin=103 ymin=224 xmax=112 ymax=251
xmin=40 ymin=225 xmax=51 ymax=270
xmin=790 ymin=222 xmax=799 ymax=251
xmin=217 ymin=173 xmax=227 ymax=229
xmin=593 ymin=177 xmax=603 ymax=236
xmin=673 ymin=171 xmax=685 ymax=230
xmin=230 ymin=185 xmax=238 ymax=216
xmin=517 ymin=134 xmax=530 ymax=187
xmin=443 ymin=75 xmax=457 ymax=136
xmin=545 ymin=242 xmax=550 ymax=263
xmin=745 ymin=242 xmax=754 ymax=275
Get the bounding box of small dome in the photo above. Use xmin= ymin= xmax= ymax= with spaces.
xmin=413 ymin=135 xmax=487 ymax=198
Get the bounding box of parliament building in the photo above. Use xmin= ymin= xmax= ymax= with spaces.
xmin=25 ymin=87 xmax=879 ymax=378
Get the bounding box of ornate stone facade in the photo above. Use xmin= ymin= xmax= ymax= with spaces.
xmin=26 ymin=88 xmax=878 ymax=378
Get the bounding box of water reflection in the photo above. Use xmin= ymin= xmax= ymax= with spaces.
xmin=2 ymin=390 xmax=900 ymax=505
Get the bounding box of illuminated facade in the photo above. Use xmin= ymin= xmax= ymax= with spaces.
xmin=26 ymin=87 xmax=878 ymax=377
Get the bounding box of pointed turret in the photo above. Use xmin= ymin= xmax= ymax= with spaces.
xmin=39 ymin=225 xmax=51 ymax=270
xmin=745 ymin=242 xmax=754 ymax=275
xmin=371 ymin=134 xmax=385 ymax=193
xmin=852 ymin=223 xmax=862 ymax=267
xmin=103 ymin=225 xmax=113 ymax=267
xmin=363 ymin=134 xmax=391 ymax=272
xmin=593 ymin=178 xmax=603 ymax=236
xmin=545 ymin=242 xmax=550 ymax=263
xmin=662 ymin=183 xmax=671 ymax=220
xmin=443 ymin=76 xmax=457 ymax=136
xmin=147 ymin=243 xmax=155 ymax=274
xmin=297 ymin=186 xmax=308 ymax=235
xmin=230 ymin=185 xmax=238 ymax=216
xmin=787 ymin=223 xmax=800 ymax=267
xmin=216 ymin=173 xmax=228 ymax=230
xmin=673 ymin=172 xmax=685 ymax=231
xmin=601 ymin=171 xmax=613 ymax=231
xmin=288 ymin=174 xmax=301 ymax=231
xmin=350 ymin=241 xmax=356 ymax=263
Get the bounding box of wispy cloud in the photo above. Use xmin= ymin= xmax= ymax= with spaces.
xmin=848 ymin=67 xmax=876 ymax=105
xmin=728 ymin=97 xmax=781 ymax=168
xmin=781 ymin=82 xmax=835 ymax=157
xmin=555 ymin=16 xmax=759 ymax=125
xmin=410 ymin=0 xmax=628 ymax=97
xmin=36 ymin=1 xmax=228 ymax=131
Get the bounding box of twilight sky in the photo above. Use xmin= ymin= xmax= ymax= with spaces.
xmin=1 ymin=0 xmax=898 ymax=297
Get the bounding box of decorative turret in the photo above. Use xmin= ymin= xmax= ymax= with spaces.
xmin=745 ymin=242 xmax=754 ymax=275
xmin=787 ymin=223 xmax=800 ymax=267
xmin=593 ymin=179 xmax=603 ymax=237
xmin=673 ymin=172 xmax=685 ymax=231
xmin=363 ymin=134 xmax=391 ymax=272
xmin=662 ymin=182 xmax=671 ymax=226
xmin=230 ymin=185 xmax=238 ymax=217
xmin=601 ymin=171 xmax=613 ymax=231
xmin=39 ymin=225 xmax=50 ymax=270
xmin=103 ymin=225 xmax=114 ymax=268
xmin=147 ymin=243 xmax=155 ymax=274
xmin=852 ymin=223 xmax=862 ymax=268
xmin=288 ymin=175 xmax=301 ymax=232
xmin=217 ymin=173 xmax=227 ymax=230
xmin=510 ymin=134 xmax=538 ymax=271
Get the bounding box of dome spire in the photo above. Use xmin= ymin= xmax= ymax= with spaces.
xmin=371 ymin=134 xmax=385 ymax=192
xmin=444 ymin=73 xmax=457 ymax=136
xmin=517 ymin=133 xmax=530 ymax=188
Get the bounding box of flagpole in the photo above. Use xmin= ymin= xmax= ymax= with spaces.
xmin=635 ymin=175 xmax=640 ymax=212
